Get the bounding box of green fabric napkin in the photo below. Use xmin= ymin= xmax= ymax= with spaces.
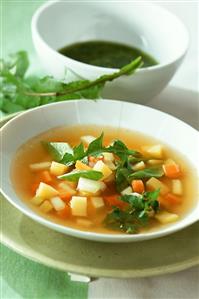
xmin=1 ymin=244 xmax=88 ymax=299
xmin=1 ymin=1 xmax=88 ymax=298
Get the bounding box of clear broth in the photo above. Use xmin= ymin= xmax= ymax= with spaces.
xmin=11 ymin=125 xmax=198 ymax=234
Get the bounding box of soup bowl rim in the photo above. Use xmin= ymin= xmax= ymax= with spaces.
xmin=0 ymin=99 xmax=198 ymax=242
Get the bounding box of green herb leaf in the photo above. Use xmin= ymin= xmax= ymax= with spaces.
xmin=1 ymin=51 xmax=142 ymax=116
xmin=43 ymin=142 xmax=73 ymax=162
xmin=86 ymin=133 xmax=104 ymax=156
xmin=129 ymin=167 xmax=164 ymax=179
xmin=115 ymin=166 xmax=131 ymax=192
xmin=58 ymin=170 xmax=103 ymax=181
xmin=104 ymin=189 xmax=160 ymax=234
xmin=73 ymin=143 xmax=86 ymax=160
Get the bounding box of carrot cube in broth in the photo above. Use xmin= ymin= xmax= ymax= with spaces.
xmin=131 ymin=180 xmax=145 ymax=194
xmin=163 ymin=163 xmax=181 ymax=179
xmin=57 ymin=205 xmax=70 ymax=219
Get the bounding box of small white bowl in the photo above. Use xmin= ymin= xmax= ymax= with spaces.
xmin=32 ymin=1 xmax=189 ymax=103
xmin=1 ymin=100 xmax=198 ymax=242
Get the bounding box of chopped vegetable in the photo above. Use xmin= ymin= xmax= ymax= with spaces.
xmin=93 ymin=160 xmax=113 ymax=179
xmin=77 ymin=177 xmax=104 ymax=194
xmin=148 ymin=159 xmax=163 ymax=165
xmin=36 ymin=182 xmax=59 ymax=199
xmin=75 ymin=160 xmax=92 ymax=171
xmin=30 ymin=196 xmax=44 ymax=206
xmin=155 ymin=211 xmax=179 ymax=224
xmin=102 ymin=152 xmax=114 ymax=162
xmin=131 ymin=180 xmax=145 ymax=193
xmin=141 ymin=145 xmax=163 ymax=158
xmin=104 ymin=194 xmax=127 ymax=209
xmin=40 ymin=200 xmax=53 ymax=213
xmin=80 ymin=135 xmax=96 ymax=145
xmin=132 ymin=161 xmax=145 ymax=171
xmin=91 ymin=197 xmax=104 ymax=209
xmin=38 ymin=171 xmax=52 ymax=184
xmin=57 ymin=206 xmax=70 ymax=219
xmin=164 ymin=193 xmax=182 ymax=205
xmin=70 ymin=196 xmax=87 ymax=216
xmin=121 ymin=186 xmax=133 ymax=195
xmin=50 ymin=161 xmax=69 ymax=176
xmin=172 ymin=179 xmax=183 ymax=195
xmin=50 ymin=196 xmax=66 ymax=211
xmin=146 ymin=177 xmax=169 ymax=195
xmin=57 ymin=182 xmax=76 ymax=195
xmin=163 ymin=163 xmax=181 ymax=178
xmin=29 ymin=162 xmax=51 ymax=171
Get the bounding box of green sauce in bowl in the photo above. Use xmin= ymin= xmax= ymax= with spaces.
xmin=58 ymin=40 xmax=158 ymax=69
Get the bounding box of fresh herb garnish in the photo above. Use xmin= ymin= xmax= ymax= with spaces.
xmin=104 ymin=189 xmax=160 ymax=234
xmin=0 ymin=51 xmax=142 ymax=116
xmin=129 ymin=167 xmax=164 ymax=179
xmin=44 ymin=133 xmax=141 ymax=167
xmin=58 ymin=170 xmax=103 ymax=181
xmin=42 ymin=142 xmax=73 ymax=162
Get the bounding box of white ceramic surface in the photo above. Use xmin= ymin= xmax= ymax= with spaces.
xmin=31 ymin=1 xmax=189 ymax=103
xmin=0 ymin=100 xmax=199 ymax=242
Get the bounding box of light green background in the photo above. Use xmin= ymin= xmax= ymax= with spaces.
xmin=1 ymin=1 xmax=88 ymax=298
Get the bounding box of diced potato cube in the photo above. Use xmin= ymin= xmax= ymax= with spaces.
xmin=155 ymin=211 xmax=179 ymax=224
xmin=70 ymin=196 xmax=87 ymax=216
xmin=165 ymin=159 xmax=176 ymax=165
xmin=102 ymin=152 xmax=114 ymax=162
xmin=121 ymin=186 xmax=133 ymax=195
xmin=132 ymin=161 xmax=145 ymax=171
xmin=50 ymin=161 xmax=69 ymax=176
xmin=29 ymin=162 xmax=51 ymax=172
xmin=80 ymin=135 xmax=95 ymax=146
xmin=36 ymin=182 xmax=59 ymax=199
xmin=146 ymin=177 xmax=169 ymax=195
xmin=148 ymin=159 xmax=163 ymax=165
xmin=141 ymin=145 xmax=163 ymax=158
xmin=30 ymin=196 xmax=44 ymax=206
xmin=104 ymin=173 xmax=115 ymax=183
xmin=40 ymin=200 xmax=53 ymax=213
xmin=93 ymin=160 xmax=112 ymax=179
xmin=58 ymin=182 xmax=76 ymax=195
xmin=75 ymin=160 xmax=92 ymax=171
xmin=99 ymin=181 xmax=107 ymax=191
xmin=91 ymin=197 xmax=104 ymax=209
xmin=104 ymin=161 xmax=116 ymax=170
xmin=76 ymin=218 xmax=93 ymax=227
xmin=172 ymin=180 xmax=183 ymax=195
xmin=77 ymin=177 xmax=103 ymax=194
xmin=50 ymin=196 xmax=66 ymax=211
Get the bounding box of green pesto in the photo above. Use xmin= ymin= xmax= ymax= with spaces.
xmin=59 ymin=40 xmax=158 ymax=68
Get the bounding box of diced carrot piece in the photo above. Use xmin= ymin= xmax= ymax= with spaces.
xmin=164 ymin=193 xmax=182 ymax=205
xmin=162 ymin=163 xmax=181 ymax=178
xmin=38 ymin=170 xmax=52 ymax=183
xmin=103 ymin=194 xmax=127 ymax=209
xmin=57 ymin=205 xmax=70 ymax=219
xmin=58 ymin=190 xmax=72 ymax=202
xmin=31 ymin=182 xmax=40 ymax=195
xmin=131 ymin=180 xmax=145 ymax=193
xmin=75 ymin=160 xmax=92 ymax=171
xmin=88 ymin=156 xmax=104 ymax=163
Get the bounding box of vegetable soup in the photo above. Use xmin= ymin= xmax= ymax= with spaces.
xmin=11 ymin=125 xmax=198 ymax=234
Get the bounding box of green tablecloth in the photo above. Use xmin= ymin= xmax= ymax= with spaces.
xmin=1 ymin=1 xmax=88 ymax=298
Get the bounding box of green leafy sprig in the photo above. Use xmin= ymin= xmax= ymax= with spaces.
xmin=0 ymin=51 xmax=142 ymax=115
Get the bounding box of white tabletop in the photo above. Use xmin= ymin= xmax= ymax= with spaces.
xmin=89 ymin=2 xmax=199 ymax=298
